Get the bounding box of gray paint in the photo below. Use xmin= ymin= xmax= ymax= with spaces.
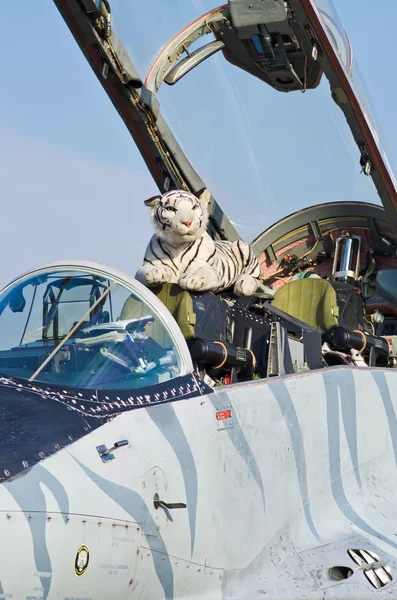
xmin=146 ymin=403 xmax=198 ymax=557
xmin=325 ymin=371 xmax=397 ymax=552
xmin=73 ymin=457 xmax=174 ymax=600
xmin=340 ymin=372 xmax=362 ymax=490
xmin=5 ymin=484 xmax=51 ymax=598
xmin=270 ymin=381 xmax=321 ymax=542
xmin=4 ymin=464 xmax=70 ymax=600
xmin=211 ymin=391 xmax=265 ymax=508
xmin=373 ymin=370 xmax=397 ymax=470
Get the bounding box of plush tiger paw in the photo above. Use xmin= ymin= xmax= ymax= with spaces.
xmin=234 ymin=275 xmax=260 ymax=296
xmin=179 ymin=268 xmax=219 ymax=292
xmin=135 ymin=264 xmax=174 ymax=287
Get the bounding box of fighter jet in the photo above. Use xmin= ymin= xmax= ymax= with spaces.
xmin=1 ymin=0 xmax=397 ymax=598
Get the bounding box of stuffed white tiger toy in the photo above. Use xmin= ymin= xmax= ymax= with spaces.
xmin=135 ymin=188 xmax=264 ymax=296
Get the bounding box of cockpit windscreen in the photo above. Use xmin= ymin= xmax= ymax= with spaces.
xmin=0 ymin=267 xmax=183 ymax=390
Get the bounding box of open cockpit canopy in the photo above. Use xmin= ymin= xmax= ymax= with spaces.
xmin=55 ymin=0 xmax=397 ymax=245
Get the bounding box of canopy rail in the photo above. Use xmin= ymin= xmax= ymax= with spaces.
xmin=53 ymin=0 xmax=241 ymax=242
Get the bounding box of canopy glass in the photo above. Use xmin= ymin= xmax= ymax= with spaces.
xmin=107 ymin=0 xmax=396 ymax=242
xmin=0 ymin=266 xmax=184 ymax=389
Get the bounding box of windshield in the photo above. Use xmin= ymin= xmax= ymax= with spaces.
xmin=105 ymin=0 xmax=396 ymax=242
xmin=0 ymin=267 xmax=183 ymax=389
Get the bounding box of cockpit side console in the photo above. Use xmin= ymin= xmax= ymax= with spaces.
xmin=180 ymin=202 xmax=397 ymax=385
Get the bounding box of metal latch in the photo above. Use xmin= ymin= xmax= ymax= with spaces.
xmin=96 ymin=439 xmax=129 ymax=463
xmin=153 ymin=493 xmax=186 ymax=510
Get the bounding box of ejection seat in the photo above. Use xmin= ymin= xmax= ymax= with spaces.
xmin=271 ymin=276 xmax=365 ymax=334
xmin=271 ymin=278 xmax=365 ymax=366
xmin=271 ymin=278 xmax=340 ymax=333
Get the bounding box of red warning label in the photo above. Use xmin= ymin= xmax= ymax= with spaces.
xmin=216 ymin=410 xmax=232 ymax=421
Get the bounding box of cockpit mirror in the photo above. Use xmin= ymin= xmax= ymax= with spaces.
xmin=375 ymin=270 xmax=397 ymax=306
xmin=164 ymin=41 xmax=225 ymax=86
xmin=8 ymin=288 xmax=26 ymax=313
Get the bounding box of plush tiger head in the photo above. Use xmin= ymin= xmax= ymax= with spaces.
xmin=144 ymin=188 xmax=210 ymax=246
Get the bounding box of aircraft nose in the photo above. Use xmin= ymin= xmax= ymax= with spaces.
xmin=182 ymin=220 xmax=193 ymax=228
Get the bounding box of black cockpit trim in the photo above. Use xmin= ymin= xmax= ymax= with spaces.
xmin=0 ymin=372 xmax=212 ymax=483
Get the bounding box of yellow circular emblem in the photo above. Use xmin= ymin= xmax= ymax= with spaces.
xmin=75 ymin=544 xmax=90 ymax=576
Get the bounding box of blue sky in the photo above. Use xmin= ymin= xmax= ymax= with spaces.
xmin=1 ymin=1 xmax=396 ymax=288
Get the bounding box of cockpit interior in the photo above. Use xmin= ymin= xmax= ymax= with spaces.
xmin=1 ymin=200 xmax=397 ymax=393
xmin=170 ymin=199 xmax=397 ymax=385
